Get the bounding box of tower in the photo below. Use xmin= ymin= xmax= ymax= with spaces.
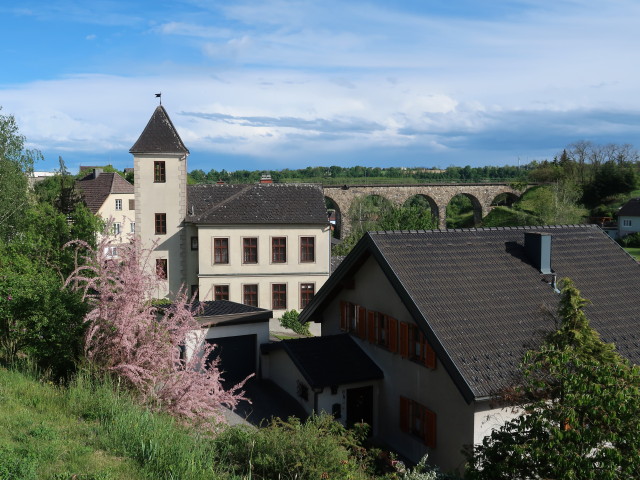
xmin=130 ymin=105 xmax=189 ymax=298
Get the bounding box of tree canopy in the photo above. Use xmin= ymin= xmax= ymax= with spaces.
xmin=467 ymin=279 xmax=640 ymax=479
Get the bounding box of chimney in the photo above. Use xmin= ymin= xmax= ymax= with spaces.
xmin=524 ymin=232 xmax=552 ymax=274
xmin=93 ymin=167 xmax=103 ymax=178
xmin=216 ymin=179 xmax=225 ymax=185
xmin=260 ymin=173 xmax=273 ymax=184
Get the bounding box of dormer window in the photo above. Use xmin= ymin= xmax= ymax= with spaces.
xmin=154 ymin=161 xmax=166 ymax=183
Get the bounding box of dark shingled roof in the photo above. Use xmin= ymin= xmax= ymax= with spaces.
xmin=187 ymin=183 xmax=328 ymax=225
xmin=76 ymin=172 xmax=134 ymax=214
xmin=264 ymin=334 xmax=383 ymax=389
xmin=193 ymin=300 xmax=269 ymax=317
xmin=300 ymin=225 xmax=640 ymax=401
xmin=157 ymin=300 xmax=272 ymax=327
xmin=129 ymin=106 xmax=189 ymax=154
xmin=618 ymin=197 xmax=640 ymax=217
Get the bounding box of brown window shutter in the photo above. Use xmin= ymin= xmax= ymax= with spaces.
xmin=399 ymin=322 xmax=409 ymax=358
xmin=399 ymin=396 xmax=410 ymax=433
xmin=128 ymin=199 xmax=135 ymax=210
xmin=357 ymin=306 xmax=367 ymax=339
xmin=425 ymin=408 xmax=437 ymax=448
xmin=425 ymin=341 xmax=437 ymax=369
xmin=340 ymin=301 xmax=348 ymax=331
xmin=388 ymin=317 xmax=398 ymax=353
xmin=367 ymin=311 xmax=376 ymax=343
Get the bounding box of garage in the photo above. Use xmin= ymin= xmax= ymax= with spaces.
xmin=207 ymin=334 xmax=257 ymax=388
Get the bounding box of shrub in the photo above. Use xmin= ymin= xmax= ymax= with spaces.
xmin=279 ymin=309 xmax=310 ymax=335
xmin=620 ymin=232 xmax=640 ymax=248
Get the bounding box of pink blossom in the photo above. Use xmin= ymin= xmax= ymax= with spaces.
xmin=65 ymin=236 xmax=250 ymax=427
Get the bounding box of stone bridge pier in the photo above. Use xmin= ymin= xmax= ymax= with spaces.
xmin=323 ymin=183 xmax=529 ymax=237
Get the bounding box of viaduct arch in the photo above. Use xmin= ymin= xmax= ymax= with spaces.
xmin=323 ymin=183 xmax=532 ymax=237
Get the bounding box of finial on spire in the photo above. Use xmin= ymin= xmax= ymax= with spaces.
xmin=155 ymin=92 xmax=162 ymax=105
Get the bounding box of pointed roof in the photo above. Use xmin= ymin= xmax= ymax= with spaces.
xmin=619 ymin=197 xmax=640 ymax=217
xmin=76 ymin=172 xmax=134 ymax=213
xmin=129 ymin=105 xmax=189 ymax=155
xmin=300 ymin=225 xmax=640 ymax=402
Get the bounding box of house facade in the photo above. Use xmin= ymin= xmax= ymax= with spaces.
xmin=618 ymin=197 xmax=640 ymax=238
xmin=130 ymin=106 xmax=331 ymax=323
xmin=76 ymin=168 xmax=135 ymax=247
xmin=295 ymin=225 xmax=640 ymax=473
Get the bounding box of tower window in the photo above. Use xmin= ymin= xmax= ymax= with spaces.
xmin=155 ymin=213 xmax=167 ymax=235
xmin=154 ymin=161 xmax=166 ymax=183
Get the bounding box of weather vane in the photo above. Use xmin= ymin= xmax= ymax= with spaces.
xmin=155 ymin=92 xmax=162 ymax=105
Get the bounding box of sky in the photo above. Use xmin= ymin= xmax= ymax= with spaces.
xmin=1 ymin=0 xmax=640 ymax=174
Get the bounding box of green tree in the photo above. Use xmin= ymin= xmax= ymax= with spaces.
xmin=467 ymin=279 xmax=640 ymax=479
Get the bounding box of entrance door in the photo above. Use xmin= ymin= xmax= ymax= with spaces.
xmin=346 ymin=385 xmax=374 ymax=432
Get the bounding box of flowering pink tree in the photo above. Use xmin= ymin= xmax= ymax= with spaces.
xmin=65 ymin=237 xmax=250 ymax=425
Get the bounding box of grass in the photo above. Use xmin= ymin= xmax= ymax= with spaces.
xmin=0 ymin=365 xmax=377 ymax=480
xmin=624 ymin=247 xmax=640 ymax=261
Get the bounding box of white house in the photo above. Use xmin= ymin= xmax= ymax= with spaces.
xmin=274 ymin=225 xmax=640 ymax=473
xmin=76 ymin=167 xmax=136 ymax=249
xmin=618 ymin=197 xmax=640 ymax=238
xmin=129 ymin=105 xmax=331 ymax=329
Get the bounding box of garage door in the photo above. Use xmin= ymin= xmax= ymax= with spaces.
xmin=206 ymin=335 xmax=257 ymax=388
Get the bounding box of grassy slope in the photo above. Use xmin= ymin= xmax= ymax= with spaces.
xmin=624 ymin=247 xmax=640 ymax=261
xmin=0 ymin=367 xmax=146 ymax=480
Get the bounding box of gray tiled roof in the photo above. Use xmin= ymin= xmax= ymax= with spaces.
xmin=129 ymin=106 xmax=189 ymax=155
xmin=265 ymin=334 xmax=383 ymax=389
xmin=76 ymin=172 xmax=134 ymax=214
xmin=301 ymin=225 xmax=640 ymax=401
xmin=193 ymin=300 xmax=270 ymax=317
xmin=619 ymin=198 xmax=640 ymax=217
xmin=187 ymin=183 xmax=329 ymax=225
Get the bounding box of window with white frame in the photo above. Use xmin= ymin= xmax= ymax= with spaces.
xmin=623 ymin=219 xmax=632 ymax=227
xmin=115 ymin=199 xmax=122 ymax=210
xmin=112 ymin=222 xmax=121 ymax=235
xmin=130 ymin=222 xmax=135 ymax=233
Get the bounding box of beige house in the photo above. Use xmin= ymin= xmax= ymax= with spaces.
xmin=130 ymin=106 xmax=331 ymax=326
xmin=76 ymin=168 xmax=135 ymax=249
xmin=291 ymin=225 xmax=640 ymax=473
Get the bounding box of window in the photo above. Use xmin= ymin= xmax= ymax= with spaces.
xmin=400 ymin=397 xmax=436 ymax=448
xmin=156 ymin=259 xmax=167 ymax=279
xmin=129 ymin=199 xmax=135 ymax=210
xmin=155 ymin=213 xmax=166 ymax=235
xmin=300 ymin=283 xmax=315 ymax=309
xmin=191 ymin=236 xmax=198 ymax=251
xmin=190 ymin=284 xmax=199 ymax=299
xmin=130 ymin=222 xmax=135 ymax=233
xmin=243 ymin=237 xmax=258 ymax=264
xmin=339 ymin=301 xmax=366 ymax=338
xmin=154 ymin=161 xmax=166 ymax=183
xmin=213 ymin=238 xmax=229 ymax=264
xmin=214 ymin=285 xmax=229 ymax=301
xmin=623 ymin=219 xmax=632 ymax=227
xmin=107 ymin=246 xmax=118 ymax=257
xmin=300 ymin=237 xmax=315 ymax=262
xmin=112 ymin=222 xmax=121 ymax=235
xmin=407 ymin=324 xmax=437 ymax=369
xmin=115 ymin=199 xmax=122 ymax=211
xmin=272 ymin=237 xmax=287 ymax=263
xmin=272 ymin=283 xmax=287 ymax=310
xmin=243 ymin=284 xmax=258 ymax=307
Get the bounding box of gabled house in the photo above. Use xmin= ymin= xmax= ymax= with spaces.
xmin=618 ymin=197 xmax=640 ymax=238
xmin=130 ymin=106 xmax=331 ymax=329
xmin=292 ymin=225 xmax=640 ymax=472
xmin=76 ymin=168 xmax=135 ymax=245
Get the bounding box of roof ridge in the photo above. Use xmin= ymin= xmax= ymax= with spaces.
xmin=369 ymin=224 xmax=594 ymax=235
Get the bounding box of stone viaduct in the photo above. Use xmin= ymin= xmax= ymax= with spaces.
xmin=323 ymin=183 xmax=531 ymax=237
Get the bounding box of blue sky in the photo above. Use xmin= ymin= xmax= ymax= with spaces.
xmin=1 ymin=0 xmax=640 ymax=173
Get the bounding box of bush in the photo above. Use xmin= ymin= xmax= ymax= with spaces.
xmin=620 ymin=232 xmax=640 ymax=248
xmin=279 ymin=309 xmax=310 ymax=335
xmin=213 ymin=414 xmax=371 ymax=480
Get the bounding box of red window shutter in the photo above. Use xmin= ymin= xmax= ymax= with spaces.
xmin=367 ymin=311 xmax=376 ymax=343
xmin=340 ymin=301 xmax=348 ymax=331
xmin=399 ymin=396 xmax=410 ymax=433
xmin=357 ymin=306 xmax=367 ymax=339
xmin=424 ymin=408 xmax=437 ymax=448
xmin=399 ymin=322 xmax=409 ymax=358
xmin=388 ymin=317 xmax=398 ymax=353
xmin=425 ymin=341 xmax=437 ymax=369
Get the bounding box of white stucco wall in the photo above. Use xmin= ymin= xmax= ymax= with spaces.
xmin=618 ymin=215 xmax=640 ymax=238
xmin=264 ymin=348 xmax=315 ymax=415
xmin=320 ymin=256 xmax=475 ymax=474
xmin=97 ymin=192 xmax=136 ymax=244
xmin=134 ymin=152 xmax=188 ymax=299
xmin=472 ymin=400 xmax=522 ymax=446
